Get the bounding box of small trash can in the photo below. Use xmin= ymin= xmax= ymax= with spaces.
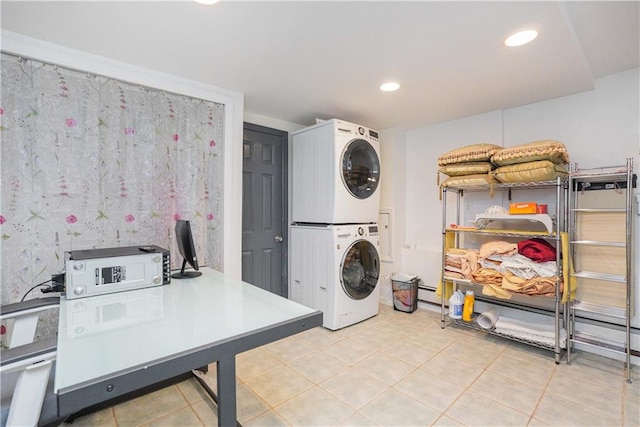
xmin=391 ymin=274 xmax=418 ymax=313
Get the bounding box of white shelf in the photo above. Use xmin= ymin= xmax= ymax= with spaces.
xmin=473 ymin=213 xmax=555 ymax=233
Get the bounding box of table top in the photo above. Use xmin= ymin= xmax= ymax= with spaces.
xmin=55 ymin=267 xmax=319 ymax=393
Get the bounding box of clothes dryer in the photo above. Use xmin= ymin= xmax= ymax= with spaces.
xmin=292 ymin=119 xmax=381 ymax=224
xmin=290 ymin=223 xmax=380 ymax=330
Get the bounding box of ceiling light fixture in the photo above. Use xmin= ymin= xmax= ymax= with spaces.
xmin=193 ymin=0 xmax=219 ymax=5
xmin=504 ymin=29 xmax=538 ymax=47
xmin=380 ymin=82 xmax=400 ymax=92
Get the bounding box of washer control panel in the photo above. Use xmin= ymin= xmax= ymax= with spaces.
xmin=354 ymin=225 xmax=378 ymax=237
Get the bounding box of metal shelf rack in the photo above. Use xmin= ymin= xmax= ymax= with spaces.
xmin=440 ymin=177 xmax=569 ymax=364
xmin=567 ymin=158 xmax=634 ymax=383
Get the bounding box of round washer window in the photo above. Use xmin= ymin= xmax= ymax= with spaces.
xmin=341 ymin=139 xmax=380 ymax=199
xmin=340 ymin=240 xmax=380 ymax=300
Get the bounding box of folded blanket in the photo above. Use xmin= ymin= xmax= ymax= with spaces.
xmin=482 ymin=283 xmax=513 ymax=299
xmin=479 ymin=240 xmax=518 ymax=259
xmin=518 ymin=238 xmax=557 ymax=262
xmin=501 ymin=273 xmax=559 ymax=296
xmin=499 ymin=254 xmax=557 ymax=279
xmin=494 ymin=316 xmax=566 ymax=348
xmin=472 ymin=268 xmax=503 ymax=285
xmin=445 ymin=248 xmax=479 ymax=279
xmin=443 ymin=271 xmax=464 ymax=279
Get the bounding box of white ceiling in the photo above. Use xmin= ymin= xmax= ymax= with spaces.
xmin=2 ymin=1 xmax=639 ymax=131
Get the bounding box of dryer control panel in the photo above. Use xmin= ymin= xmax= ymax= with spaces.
xmin=357 ymin=225 xmax=379 ymax=237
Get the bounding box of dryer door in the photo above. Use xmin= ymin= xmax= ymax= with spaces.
xmin=340 ymin=240 xmax=380 ymax=300
xmin=341 ymin=139 xmax=380 ymax=199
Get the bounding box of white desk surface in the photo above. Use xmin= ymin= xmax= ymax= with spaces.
xmin=55 ymin=267 xmax=318 ymax=393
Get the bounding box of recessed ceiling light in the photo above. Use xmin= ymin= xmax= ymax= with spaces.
xmin=504 ymin=30 xmax=538 ymax=47
xmin=193 ymin=0 xmax=219 ymax=5
xmin=380 ymin=82 xmax=400 ymax=92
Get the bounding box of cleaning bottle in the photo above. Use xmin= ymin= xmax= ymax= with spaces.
xmin=462 ymin=290 xmax=475 ymax=322
xmin=449 ymin=290 xmax=464 ymax=319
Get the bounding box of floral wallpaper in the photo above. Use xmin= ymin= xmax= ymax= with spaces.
xmin=0 ymin=54 xmax=225 ymax=341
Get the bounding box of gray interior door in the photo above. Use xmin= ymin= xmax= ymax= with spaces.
xmin=242 ymin=123 xmax=288 ymax=296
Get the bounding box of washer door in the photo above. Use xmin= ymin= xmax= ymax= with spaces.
xmin=341 ymin=139 xmax=380 ymax=199
xmin=340 ymin=240 xmax=380 ymax=300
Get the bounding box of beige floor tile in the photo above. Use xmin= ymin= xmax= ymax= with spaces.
xmin=176 ymin=377 xmax=209 ymax=404
xmin=145 ymin=406 xmax=203 ymax=427
xmin=296 ymin=326 xmax=346 ymax=349
xmin=288 ymin=350 xmax=348 ymax=383
xmin=546 ymin=365 xmax=623 ymax=418
xmin=236 ymin=383 xmax=271 ymax=424
xmin=243 ymin=409 xmax=290 ymax=427
xmin=626 ymin=377 xmax=640 ymax=398
xmin=359 ymin=388 xmax=441 ymax=426
xmin=377 ymin=315 xmax=430 ymax=336
xmin=487 ymin=348 xmax=556 ymax=389
xmin=445 ymin=390 xmax=530 ymax=426
xmin=431 ymin=414 xmax=465 ymax=427
xmin=408 ymin=323 xmax=462 ymax=352
xmin=354 ymin=351 xmax=415 ymax=385
xmin=337 ymin=411 xmax=379 ymax=426
xmin=419 ymin=352 xmax=484 ymax=388
xmin=469 ymin=369 xmax=544 ymax=416
xmin=393 ymin=369 xmax=464 ymax=412
xmin=243 ymin=365 xmax=313 ymax=407
xmin=567 ymin=350 xmax=626 ymax=378
xmin=526 ymin=417 xmax=551 ymax=426
xmin=323 ymin=337 xmax=379 ymax=365
xmin=275 ymin=386 xmax=353 ymax=426
xmin=503 ymin=341 xmax=558 ymax=361
xmin=236 ymin=348 xmax=283 ymax=382
xmin=113 ymin=386 xmax=189 ymax=426
xmin=61 ymin=407 xmax=116 ymax=427
xmin=349 ymin=324 xmax=400 ymax=349
xmin=262 ymin=336 xmax=317 ymax=363
xmin=533 ymin=392 xmax=621 ymax=426
xmin=382 ymin=338 xmax=439 ymax=367
xmin=623 ymin=391 xmax=640 ymax=427
xmin=336 ymin=318 xmax=379 ymax=337
xmin=191 ymin=399 xmax=217 ymax=426
xmin=320 ymin=367 xmax=387 ymax=409
xmin=439 ymin=336 xmax=506 ymax=367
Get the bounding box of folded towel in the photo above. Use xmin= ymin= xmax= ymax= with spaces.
xmin=494 ymin=316 xmax=566 ymax=348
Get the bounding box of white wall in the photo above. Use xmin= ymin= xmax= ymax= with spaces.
xmin=378 ymin=128 xmax=407 ymax=306
xmin=405 ymin=111 xmax=505 ymax=254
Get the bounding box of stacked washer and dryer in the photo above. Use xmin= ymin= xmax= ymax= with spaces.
xmin=290 ymin=119 xmax=382 ymax=330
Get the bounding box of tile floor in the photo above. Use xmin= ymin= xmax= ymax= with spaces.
xmin=63 ymin=305 xmax=639 ymax=426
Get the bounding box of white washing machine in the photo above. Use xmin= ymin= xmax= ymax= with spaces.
xmin=292 ymin=119 xmax=381 ymax=224
xmin=290 ymin=223 xmax=380 ymax=330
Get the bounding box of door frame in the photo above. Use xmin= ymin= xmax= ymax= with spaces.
xmin=242 ymin=122 xmax=289 ymax=296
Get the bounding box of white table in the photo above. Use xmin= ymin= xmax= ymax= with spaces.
xmin=54 ymin=267 xmax=322 ymax=426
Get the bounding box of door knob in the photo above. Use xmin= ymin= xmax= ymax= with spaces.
xmin=275 ymin=235 xmax=283 ymax=243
